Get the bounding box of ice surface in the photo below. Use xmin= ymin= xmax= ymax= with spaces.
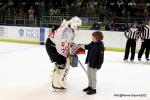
xmin=0 ymin=42 xmax=150 ymax=100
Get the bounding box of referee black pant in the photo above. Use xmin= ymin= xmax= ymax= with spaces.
xmin=138 ymin=39 xmax=150 ymax=59
xmin=124 ymin=39 xmax=136 ymax=60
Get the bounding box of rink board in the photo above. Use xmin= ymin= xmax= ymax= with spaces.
xmin=0 ymin=26 xmax=50 ymax=44
xmin=0 ymin=26 xmax=142 ymax=51
xmin=75 ymin=30 xmax=142 ymax=50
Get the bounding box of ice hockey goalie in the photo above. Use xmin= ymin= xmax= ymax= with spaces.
xmin=45 ymin=16 xmax=83 ymax=90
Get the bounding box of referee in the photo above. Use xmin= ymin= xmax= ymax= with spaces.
xmin=138 ymin=22 xmax=150 ymax=61
xmin=124 ymin=24 xmax=140 ymax=61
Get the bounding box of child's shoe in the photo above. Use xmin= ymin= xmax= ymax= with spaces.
xmin=83 ymin=87 xmax=92 ymax=92
xmin=146 ymin=58 xmax=149 ymax=61
xmin=87 ymin=89 xmax=96 ymax=95
xmin=138 ymin=58 xmax=141 ymax=61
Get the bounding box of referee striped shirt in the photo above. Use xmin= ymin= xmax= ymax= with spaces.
xmin=124 ymin=28 xmax=139 ymax=39
xmin=140 ymin=25 xmax=150 ymax=39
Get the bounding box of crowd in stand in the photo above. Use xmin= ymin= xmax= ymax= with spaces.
xmin=1 ymin=0 xmax=150 ymax=19
xmin=1 ymin=0 xmax=150 ymax=29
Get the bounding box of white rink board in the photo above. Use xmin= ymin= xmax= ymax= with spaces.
xmin=75 ymin=30 xmax=142 ymax=49
xmin=0 ymin=26 xmax=50 ymax=43
xmin=0 ymin=25 xmax=142 ymax=49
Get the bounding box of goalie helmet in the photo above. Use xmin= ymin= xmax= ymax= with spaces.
xmin=68 ymin=16 xmax=82 ymax=30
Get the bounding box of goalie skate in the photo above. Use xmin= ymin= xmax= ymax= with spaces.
xmin=51 ymin=58 xmax=70 ymax=91
xmin=52 ymin=87 xmax=67 ymax=92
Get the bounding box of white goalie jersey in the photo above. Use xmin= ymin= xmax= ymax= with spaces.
xmin=48 ymin=20 xmax=75 ymax=58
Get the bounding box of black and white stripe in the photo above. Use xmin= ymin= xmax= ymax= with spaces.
xmin=124 ymin=28 xmax=139 ymax=39
xmin=140 ymin=25 xmax=150 ymax=39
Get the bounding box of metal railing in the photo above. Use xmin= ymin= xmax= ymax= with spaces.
xmin=0 ymin=18 xmax=38 ymax=27
xmin=40 ymin=16 xmax=107 ymax=27
xmin=40 ymin=15 xmax=150 ymax=27
xmin=0 ymin=16 xmax=150 ymax=28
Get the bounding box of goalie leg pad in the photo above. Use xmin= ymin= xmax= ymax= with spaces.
xmin=63 ymin=58 xmax=70 ymax=80
xmin=52 ymin=59 xmax=70 ymax=89
xmin=52 ymin=68 xmax=68 ymax=89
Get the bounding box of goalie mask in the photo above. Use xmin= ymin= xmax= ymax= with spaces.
xmin=69 ymin=16 xmax=82 ymax=30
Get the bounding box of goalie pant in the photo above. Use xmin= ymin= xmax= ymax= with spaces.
xmin=45 ymin=38 xmax=80 ymax=68
xmin=45 ymin=38 xmax=66 ymax=65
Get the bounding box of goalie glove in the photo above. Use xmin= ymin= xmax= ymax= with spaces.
xmin=69 ymin=43 xmax=85 ymax=55
xmin=77 ymin=44 xmax=85 ymax=49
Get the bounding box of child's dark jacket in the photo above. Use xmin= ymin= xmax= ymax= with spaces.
xmin=85 ymin=41 xmax=105 ymax=69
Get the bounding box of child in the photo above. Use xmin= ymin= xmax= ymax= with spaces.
xmin=82 ymin=31 xmax=105 ymax=95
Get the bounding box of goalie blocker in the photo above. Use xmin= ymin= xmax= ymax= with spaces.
xmin=69 ymin=43 xmax=85 ymax=67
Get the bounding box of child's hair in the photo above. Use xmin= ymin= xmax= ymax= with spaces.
xmin=92 ymin=31 xmax=103 ymax=41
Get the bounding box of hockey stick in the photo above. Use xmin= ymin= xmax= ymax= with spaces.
xmin=78 ymin=60 xmax=87 ymax=74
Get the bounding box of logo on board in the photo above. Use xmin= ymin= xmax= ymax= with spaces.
xmin=18 ymin=28 xmax=39 ymax=39
xmin=19 ymin=29 xmax=24 ymax=37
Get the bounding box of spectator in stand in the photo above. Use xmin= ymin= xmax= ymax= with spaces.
xmin=8 ymin=0 xmax=14 ymax=9
xmin=54 ymin=7 xmax=60 ymax=15
xmin=7 ymin=7 xmax=11 ymax=17
xmin=61 ymin=6 xmax=66 ymax=14
xmin=28 ymin=6 xmax=34 ymax=19
xmin=16 ymin=7 xmax=24 ymax=19
xmin=19 ymin=8 xmax=24 ymax=18
xmin=28 ymin=6 xmax=35 ymax=26
xmin=16 ymin=8 xmax=20 ymax=18
xmin=93 ymin=0 xmax=98 ymax=8
xmin=49 ymin=7 xmax=54 ymax=15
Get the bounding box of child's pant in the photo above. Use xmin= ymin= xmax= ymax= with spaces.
xmin=87 ymin=66 xmax=98 ymax=89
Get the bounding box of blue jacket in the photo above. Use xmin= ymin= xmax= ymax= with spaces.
xmin=85 ymin=41 xmax=105 ymax=69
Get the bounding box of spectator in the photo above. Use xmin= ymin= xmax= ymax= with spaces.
xmin=49 ymin=7 xmax=54 ymax=15
xmin=7 ymin=8 xmax=11 ymax=17
xmin=28 ymin=6 xmax=34 ymax=19
xmin=19 ymin=8 xmax=24 ymax=18
xmin=61 ymin=6 xmax=66 ymax=14
xmin=54 ymin=8 xmax=60 ymax=15
xmin=8 ymin=0 xmax=14 ymax=8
